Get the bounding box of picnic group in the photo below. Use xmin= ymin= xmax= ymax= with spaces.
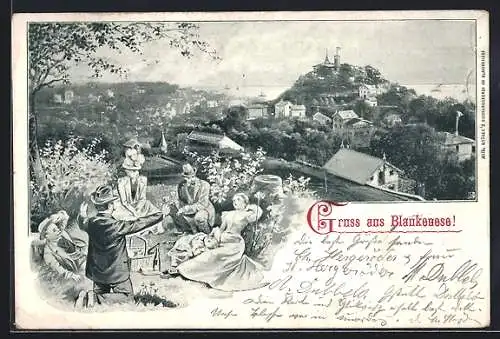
xmin=31 ymin=139 xmax=283 ymax=309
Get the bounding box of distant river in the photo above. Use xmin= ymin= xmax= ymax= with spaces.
xmin=212 ymin=84 xmax=476 ymax=103
xmin=402 ymin=84 xmax=476 ymax=103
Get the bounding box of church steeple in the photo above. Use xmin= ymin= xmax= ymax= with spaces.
xmin=324 ymin=48 xmax=331 ymax=64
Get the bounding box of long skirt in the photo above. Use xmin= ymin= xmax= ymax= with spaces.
xmin=177 ymin=232 xmax=267 ymax=292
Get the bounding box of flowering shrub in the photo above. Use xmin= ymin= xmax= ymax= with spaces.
xmin=31 ymin=136 xmax=115 ymax=230
xmin=184 ymin=147 xmax=316 ymax=263
xmin=244 ymin=175 xmax=316 ymax=261
xmin=283 ymin=174 xmax=317 ymax=199
xmin=243 ymin=200 xmax=285 ymax=261
xmin=183 ymin=147 xmax=266 ymax=204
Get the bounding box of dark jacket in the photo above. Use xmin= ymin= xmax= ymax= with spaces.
xmin=84 ymin=211 xmax=163 ymax=284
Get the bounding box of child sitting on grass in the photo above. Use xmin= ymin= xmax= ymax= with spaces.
xmin=164 ymin=232 xmax=219 ymax=276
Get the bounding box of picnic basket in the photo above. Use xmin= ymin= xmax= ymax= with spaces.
xmin=127 ymin=235 xmax=160 ymax=274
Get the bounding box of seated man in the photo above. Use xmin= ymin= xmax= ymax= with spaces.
xmin=164 ymin=164 xmax=215 ymax=235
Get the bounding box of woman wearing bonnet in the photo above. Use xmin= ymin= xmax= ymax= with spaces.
xmin=111 ymin=139 xmax=164 ymax=234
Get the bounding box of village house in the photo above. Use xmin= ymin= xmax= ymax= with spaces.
xmin=53 ymin=94 xmax=63 ymax=104
xmin=358 ymin=84 xmax=378 ymax=99
xmin=312 ymin=112 xmax=333 ymax=125
xmin=323 ymin=148 xmax=404 ymax=191
xmin=275 ymin=100 xmax=293 ymax=118
xmin=87 ymin=93 xmax=101 ymax=103
xmin=290 ymin=104 xmax=307 ymax=118
xmin=384 ymin=113 xmax=403 ymax=127
xmin=247 ymin=103 xmax=268 ymax=120
xmin=207 ymin=100 xmax=218 ymax=108
xmin=64 ymin=90 xmax=74 ymax=104
xmin=54 ymin=90 xmax=75 ymax=104
xmin=184 ymin=131 xmax=244 ymax=153
xmin=332 ymin=109 xmax=359 ymax=129
xmin=342 ymin=117 xmax=375 ymax=148
xmin=358 ymin=83 xmax=388 ymax=99
xmin=440 ymin=132 xmax=475 ymax=162
xmin=364 ymin=97 xmax=378 ymax=107
xmin=344 ymin=117 xmax=373 ymax=129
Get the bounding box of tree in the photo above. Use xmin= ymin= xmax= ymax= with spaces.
xmin=28 ymin=22 xmax=218 ymax=187
xmin=369 ymin=124 xmax=474 ymax=200
xmin=364 ymin=65 xmax=386 ymax=85
xmin=221 ymin=105 xmax=249 ymax=130
xmin=377 ymin=84 xmax=416 ymax=115
xmin=408 ymin=95 xmax=439 ymax=124
xmin=354 ymin=100 xmax=374 ymax=121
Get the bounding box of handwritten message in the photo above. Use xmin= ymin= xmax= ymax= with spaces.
xmin=209 ymin=231 xmax=486 ymax=328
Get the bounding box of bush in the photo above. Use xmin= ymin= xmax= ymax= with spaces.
xmin=183 ymin=147 xmax=266 ymax=204
xmin=243 ymin=175 xmax=317 ymax=261
xmin=184 ymin=148 xmax=316 ymax=264
xmin=30 ymin=136 xmax=116 ymax=231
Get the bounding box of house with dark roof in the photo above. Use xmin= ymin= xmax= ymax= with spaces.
xmin=323 ymin=148 xmax=404 ymax=191
xmin=440 ymin=132 xmax=475 ymax=161
xmin=185 ymin=131 xmax=244 ymax=153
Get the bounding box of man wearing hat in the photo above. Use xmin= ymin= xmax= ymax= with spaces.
xmin=165 ymin=163 xmax=215 ymax=235
xmin=33 ymin=210 xmax=87 ymax=281
xmin=77 ymin=184 xmax=164 ymax=308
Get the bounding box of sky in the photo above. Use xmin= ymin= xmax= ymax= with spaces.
xmin=68 ymin=20 xmax=476 ymax=100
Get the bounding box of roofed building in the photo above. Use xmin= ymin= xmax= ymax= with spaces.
xmin=323 ymin=148 xmax=404 ymax=191
xmin=247 ymin=103 xmax=268 ymax=120
xmin=290 ymin=104 xmax=307 ymax=118
xmin=440 ymin=132 xmax=475 ymax=161
xmin=185 ymin=131 xmax=244 ymax=154
xmin=332 ymin=109 xmax=359 ymax=129
xmin=312 ymin=112 xmax=333 ymax=125
xmin=383 ymin=113 xmax=403 ymax=127
xmin=275 ymin=100 xmax=293 ymax=118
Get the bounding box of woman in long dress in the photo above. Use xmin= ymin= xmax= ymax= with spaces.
xmin=167 ymin=193 xmax=267 ymax=292
xmin=111 ymin=160 xmax=164 ymax=234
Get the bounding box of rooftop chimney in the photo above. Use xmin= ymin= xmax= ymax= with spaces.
xmin=455 ymin=111 xmax=463 ymax=136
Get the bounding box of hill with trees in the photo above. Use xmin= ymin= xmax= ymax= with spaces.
xmin=273 ymin=61 xmax=475 ymax=139
xmin=275 ymin=63 xmax=389 ymax=113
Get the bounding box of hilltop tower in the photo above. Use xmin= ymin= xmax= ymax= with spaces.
xmin=313 ymin=48 xmax=336 ymax=75
xmin=334 ymin=47 xmax=341 ymax=70
xmin=324 ymin=48 xmax=332 ymax=64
